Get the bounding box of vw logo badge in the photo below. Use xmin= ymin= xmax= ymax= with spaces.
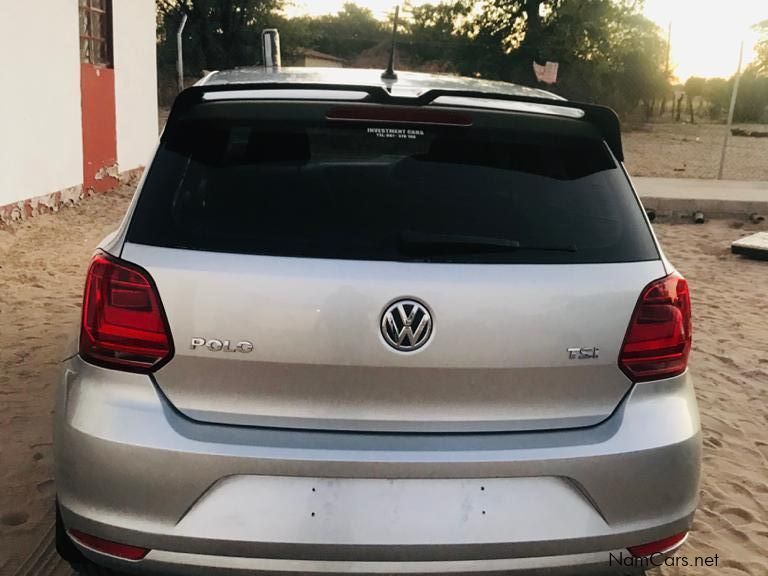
xmin=380 ymin=299 xmax=433 ymax=352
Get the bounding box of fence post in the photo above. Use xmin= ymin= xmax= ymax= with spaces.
xmin=177 ymin=14 xmax=189 ymax=94
xmin=718 ymin=42 xmax=744 ymax=180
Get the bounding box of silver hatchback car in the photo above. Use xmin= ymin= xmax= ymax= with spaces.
xmin=54 ymin=68 xmax=700 ymax=576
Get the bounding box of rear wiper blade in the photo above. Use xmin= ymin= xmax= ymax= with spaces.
xmin=399 ymin=231 xmax=577 ymax=253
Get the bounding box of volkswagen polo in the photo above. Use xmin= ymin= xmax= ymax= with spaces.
xmin=54 ymin=67 xmax=701 ymax=575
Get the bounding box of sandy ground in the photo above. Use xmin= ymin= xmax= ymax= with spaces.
xmin=624 ymin=123 xmax=768 ymax=181
xmin=1 ymin=186 xmax=767 ymax=575
xmin=0 ymin=186 xmax=135 ymax=576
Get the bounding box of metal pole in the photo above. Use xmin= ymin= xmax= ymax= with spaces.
xmin=718 ymin=41 xmax=743 ymax=180
xmin=177 ymin=13 xmax=189 ymax=94
xmin=659 ymin=22 xmax=671 ymax=117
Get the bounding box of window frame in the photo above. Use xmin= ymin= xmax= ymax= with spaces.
xmin=79 ymin=0 xmax=114 ymax=68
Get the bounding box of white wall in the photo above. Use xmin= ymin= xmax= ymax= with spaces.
xmin=113 ymin=0 xmax=159 ymax=172
xmin=0 ymin=1 xmax=83 ymax=206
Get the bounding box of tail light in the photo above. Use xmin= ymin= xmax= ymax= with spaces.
xmin=80 ymin=252 xmax=173 ymax=373
xmin=619 ymin=272 xmax=692 ymax=382
xmin=69 ymin=529 xmax=150 ymax=561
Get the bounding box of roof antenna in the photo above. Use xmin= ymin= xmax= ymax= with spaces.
xmin=381 ymin=5 xmax=400 ymax=81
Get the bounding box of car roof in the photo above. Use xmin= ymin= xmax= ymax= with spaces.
xmin=201 ymin=67 xmax=565 ymax=101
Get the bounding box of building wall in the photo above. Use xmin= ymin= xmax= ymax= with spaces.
xmin=0 ymin=1 xmax=84 ymax=208
xmin=113 ymin=0 xmax=159 ymax=172
xmin=0 ymin=0 xmax=158 ymax=222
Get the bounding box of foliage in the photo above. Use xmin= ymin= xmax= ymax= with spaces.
xmin=155 ymin=0 xmax=768 ymax=123
xmin=754 ymin=19 xmax=768 ymax=76
xmin=401 ymin=3 xmax=474 ymax=71
xmin=734 ymin=70 xmax=768 ymax=122
xmin=682 ymin=76 xmax=705 ymax=122
xmin=157 ymin=0 xmax=282 ymax=75
xmin=702 ymin=77 xmax=730 ymax=119
xmin=402 ymin=0 xmax=670 ymax=115
xmin=270 ymin=3 xmax=388 ymax=63
xmin=724 ymin=20 xmax=768 ymax=123
xmin=684 ymin=77 xmax=706 ymax=100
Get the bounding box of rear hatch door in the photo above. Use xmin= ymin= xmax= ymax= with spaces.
xmin=121 ymin=100 xmax=663 ymax=432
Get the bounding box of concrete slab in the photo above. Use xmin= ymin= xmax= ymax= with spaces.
xmin=633 ymin=178 xmax=768 ymax=201
xmin=731 ymin=232 xmax=768 ymax=260
xmin=633 ymin=177 xmax=768 ymax=219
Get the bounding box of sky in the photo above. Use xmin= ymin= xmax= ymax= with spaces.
xmin=284 ymin=0 xmax=768 ymax=81
xmin=643 ymin=0 xmax=765 ymax=81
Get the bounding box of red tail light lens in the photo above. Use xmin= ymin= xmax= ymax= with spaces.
xmin=69 ymin=529 xmax=150 ymax=561
xmin=628 ymin=531 xmax=688 ymax=557
xmin=80 ymin=252 xmax=173 ymax=373
xmin=327 ymin=105 xmax=473 ymax=126
xmin=619 ymin=272 xmax=692 ymax=382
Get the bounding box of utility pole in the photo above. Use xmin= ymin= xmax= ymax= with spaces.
xmin=718 ymin=41 xmax=744 ymax=180
xmin=660 ymin=22 xmax=671 ymax=117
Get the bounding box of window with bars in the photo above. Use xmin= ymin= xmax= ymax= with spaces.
xmin=79 ymin=0 xmax=113 ymax=67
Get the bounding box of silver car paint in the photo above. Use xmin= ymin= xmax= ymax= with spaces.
xmin=55 ymin=355 xmax=699 ymax=574
xmin=81 ymin=548 xmax=667 ymax=575
xmin=55 ymin=70 xmax=699 ymax=574
xmin=120 ymin=242 xmax=666 ymax=433
xmin=54 ymin=173 xmax=698 ymax=576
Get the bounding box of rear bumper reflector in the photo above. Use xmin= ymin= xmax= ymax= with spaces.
xmin=627 ymin=531 xmax=688 ymax=557
xmin=69 ymin=529 xmax=150 ymax=561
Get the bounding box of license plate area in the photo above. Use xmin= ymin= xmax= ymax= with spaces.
xmin=176 ymin=475 xmax=606 ymax=545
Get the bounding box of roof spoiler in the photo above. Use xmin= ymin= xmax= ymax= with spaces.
xmin=166 ymin=83 xmax=624 ymax=161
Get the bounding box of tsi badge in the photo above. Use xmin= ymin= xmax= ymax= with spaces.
xmin=190 ymin=338 xmax=254 ymax=354
xmin=568 ymin=347 xmax=599 ymax=360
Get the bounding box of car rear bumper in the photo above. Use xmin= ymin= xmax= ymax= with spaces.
xmin=75 ymin=548 xmax=678 ymax=575
xmin=55 ymin=356 xmax=700 ymax=574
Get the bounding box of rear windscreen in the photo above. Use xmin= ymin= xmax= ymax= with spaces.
xmin=127 ymin=105 xmax=658 ymax=264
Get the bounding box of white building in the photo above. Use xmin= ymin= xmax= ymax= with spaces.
xmin=295 ymin=49 xmax=346 ymax=68
xmin=0 ymin=0 xmax=158 ymax=223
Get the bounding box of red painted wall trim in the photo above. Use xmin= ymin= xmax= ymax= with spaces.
xmin=81 ymin=63 xmax=119 ymax=194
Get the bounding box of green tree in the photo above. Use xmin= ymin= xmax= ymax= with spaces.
xmin=157 ymin=0 xmax=282 ymax=74
xmin=311 ymin=3 xmax=386 ymax=60
xmin=734 ymin=70 xmax=768 ymax=123
xmin=269 ymin=14 xmax=315 ymax=63
xmin=269 ymin=3 xmax=386 ymax=64
xmin=683 ymin=76 xmax=706 ymax=123
xmin=155 ymin=0 xmax=675 ymax=118
xmin=404 ymin=2 xmax=476 ymax=73
xmin=406 ymin=3 xmax=463 ymax=66
xmin=754 ymin=19 xmax=768 ymax=75
xmin=702 ymin=77 xmax=730 ymax=119
xmin=734 ymin=21 xmax=768 ymax=122
xmin=456 ymin=0 xmax=670 ymax=115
